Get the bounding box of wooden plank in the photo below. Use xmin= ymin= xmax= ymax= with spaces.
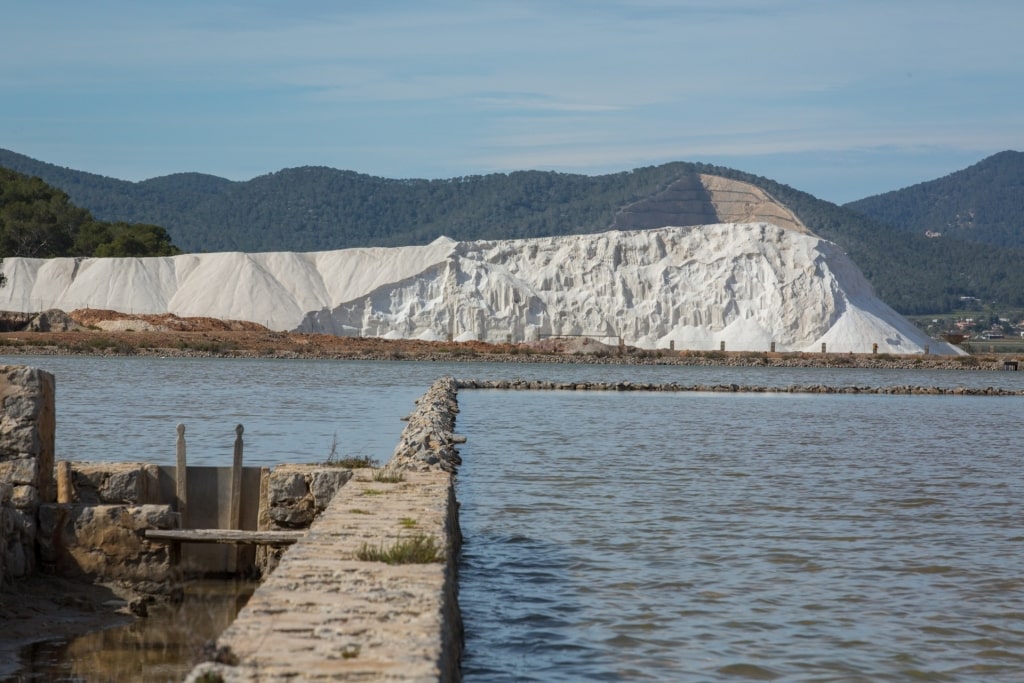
xmin=146 ymin=529 xmax=304 ymax=545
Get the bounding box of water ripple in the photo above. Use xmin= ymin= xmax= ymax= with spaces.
xmin=457 ymin=390 xmax=1024 ymax=682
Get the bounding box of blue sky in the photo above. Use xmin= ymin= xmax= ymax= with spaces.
xmin=3 ymin=0 xmax=1022 ymax=204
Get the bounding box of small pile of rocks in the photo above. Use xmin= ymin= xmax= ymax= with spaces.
xmin=387 ymin=376 xmax=464 ymax=472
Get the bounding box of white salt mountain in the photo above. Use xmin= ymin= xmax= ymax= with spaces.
xmin=0 ymin=222 xmax=957 ymax=355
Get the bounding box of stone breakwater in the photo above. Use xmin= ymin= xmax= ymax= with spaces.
xmin=455 ymin=378 xmax=1024 ymax=396
xmin=389 ymin=376 xmax=464 ymax=473
xmin=187 ymin=377 xmax=464 ymax=682
xmin=158 ymin=373 xmax=1024 ymax=681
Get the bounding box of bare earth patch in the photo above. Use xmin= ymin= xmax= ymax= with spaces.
xmin=0 ymin=307 xmax=994 ymax=370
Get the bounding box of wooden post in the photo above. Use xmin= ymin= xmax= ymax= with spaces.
xmin=226 ymin=424 xmax=244 ymax=573
xmin=256 ymin=467 xmax=271 ymax=532
xmin=821 ymin=342 xmax=827 ymax=354
xmin=255 ymin=466 xmax=272 ymax=575
xmin=720 ymin=341 xmax=725 ymax=352
xmin=669 ymin=340 xmax=675 ymax=351
xmin=175 ymin=424 xmax=187 ymax=528
xmin=770 ymin=341 xmax=776 ymax=353
xmin=56 ymin=460 xmax=73 ymax=504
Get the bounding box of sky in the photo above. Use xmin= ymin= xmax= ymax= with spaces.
xmin=3 ymin=0 xmax=1023 ymax=205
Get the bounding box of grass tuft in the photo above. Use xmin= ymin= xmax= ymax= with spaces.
xmin=355 ymin=533 xmax=444 ymax=564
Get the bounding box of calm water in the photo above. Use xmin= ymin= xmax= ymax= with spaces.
xmin=457 ymin=391 xmax=1024 ymax=682
xmin=4 ymin=353 xmax=1024 ymax=467
xmin=2 ymin=355 xmax=1024 ymax=681
xmin=8 ymin=580 xmax=256 ymax=683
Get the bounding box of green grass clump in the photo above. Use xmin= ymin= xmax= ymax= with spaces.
xmin=355 ymin=533 xmax=444 ymax=564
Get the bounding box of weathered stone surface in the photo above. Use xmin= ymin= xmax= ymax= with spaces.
xmin=309 ymin=469 xmax=352 ymax=513
xmin=388 ymin=377 xmax=462 ymax=473
xmin=268 ymin=471 xmax=307 ymax=504
xmin=11 ymin=485 xmax=38 ymax=509
xmin=70 ymin=462 xmax=159 ymax=505
xmin=268 ymin=498 xmax=314 ymax=528
xmin=0 ymin=458 xmax=38 ymax=485
xmin=38 ymin=504 xmax=178 ymax=586
xmin=99 ymin=470 xmax=144 ymax=504
xmin=0 ymin=366 xmax=55 ymax=514
xmin=187 ymin=468 xmax=462 ymax=683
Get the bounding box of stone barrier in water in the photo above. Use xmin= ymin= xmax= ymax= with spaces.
xmin=454 ymin=378 xmax=1024 ymax=396
xmin=187 ymin=376 xmax=464 ymax=682
xmin=388 ymin=376 xmax=463 ymax=472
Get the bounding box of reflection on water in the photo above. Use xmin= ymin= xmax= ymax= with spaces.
xmin=8 ymin=580 xmax=255 ymax=683
xmin=457 ymin=391 xmax=1024 ymax=682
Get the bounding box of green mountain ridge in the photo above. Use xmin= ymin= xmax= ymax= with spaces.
xmin=845 ymin=150 xmax=1024 ymax=248
xmin=1 ymin=147 xmax=1022 ymax=315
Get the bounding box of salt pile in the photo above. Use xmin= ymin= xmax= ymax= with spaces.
xmin=0 ymin=223 xmax=958 ymax=354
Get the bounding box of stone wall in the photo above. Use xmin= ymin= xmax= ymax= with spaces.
xmin=0 ymin=365 xmax=55 ymax=583
xmin=256 ymin=464 xmax=352 ymax=575
xmin=188 ymin=376 xmax=465 ymax=682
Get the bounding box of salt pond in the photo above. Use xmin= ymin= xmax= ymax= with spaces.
xmin=2 ymin=355 xmax=1023 ymax=681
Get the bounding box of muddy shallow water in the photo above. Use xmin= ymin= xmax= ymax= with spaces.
xmin=6 ymin=580 xmax=256 ymax=683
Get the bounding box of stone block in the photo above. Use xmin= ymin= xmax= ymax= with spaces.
xmin=11 ymin=485 xmax=38 ymax=509
xmin=70 ymin=463 xmax=158 ymax=505
xmin=0 ymin=365 xmax=55 ymax=503
xmin=100 ymin=470 xmax=144 ymax=504
xmin=268 ymin=499 xmax=314 ymax=528
xmin=41 ymin=504 xmax=179 ymax=585
xmin=309 ymin=469 xmax=352 ymax=513
xmin=268 ymin=471 xmax=307 ymax=505
xmin=0 ymin=457 xmax=39 ymax=485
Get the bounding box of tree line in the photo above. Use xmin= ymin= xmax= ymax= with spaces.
xmin=0 ymin=168 xmax=179 ymax=260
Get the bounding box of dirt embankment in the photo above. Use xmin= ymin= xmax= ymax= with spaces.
xmin=0 ymin=308 xmax=999 ymax=370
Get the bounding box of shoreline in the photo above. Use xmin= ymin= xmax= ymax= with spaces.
xmin=0 ymin=329 xmax=1009 ymax=371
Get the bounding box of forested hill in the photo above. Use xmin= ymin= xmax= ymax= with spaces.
xmin=2 ymin=147 xmax=1024 ymax=315
xmin=845 ymin=151 xmax=1024 ymax=248
xmin=0 ymin=168 xmax=179 ymax=259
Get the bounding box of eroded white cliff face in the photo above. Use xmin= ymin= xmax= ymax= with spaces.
xmin=0 ymin=224 xmax=957 ymax=354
